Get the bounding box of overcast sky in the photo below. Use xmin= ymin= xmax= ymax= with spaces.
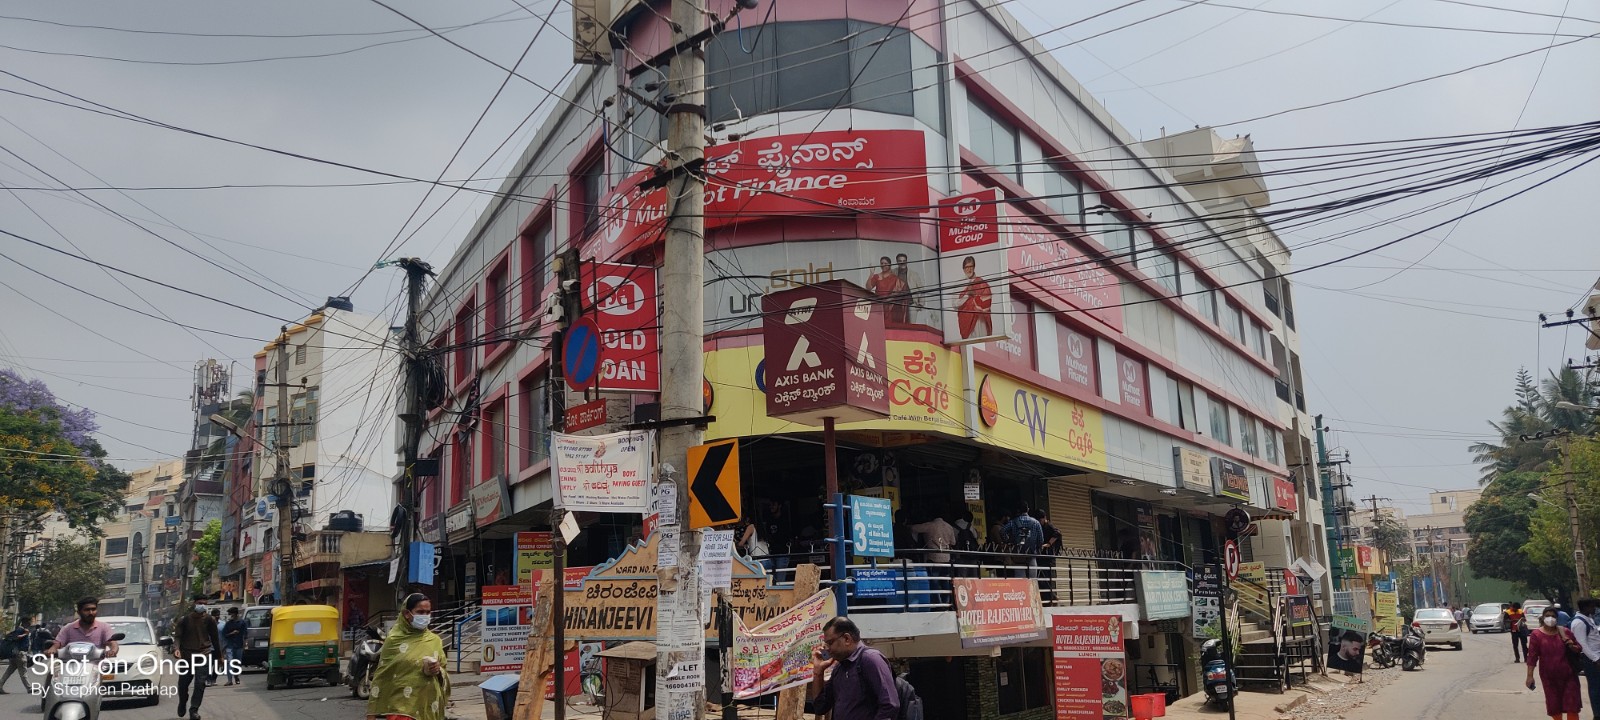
xmin=1 ymin=0 xmax=1596 ymax=514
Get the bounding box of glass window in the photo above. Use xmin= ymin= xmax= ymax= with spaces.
xmin=1265 ymin=428 xmax=1281 ymax=465
xmin=1167 ymin=378 xmax=1197 ymax=431
xmin=706 ymin=27 xmax=776 ymax=124
xmin=521 ymin=376 xmax=549 ymax=468
xmin=629 ymin=73 xmax=670 ymax=155
xmin=1241 ymin=416 xmax=1260 ymax=457
xmin=1223 ymin=302 xmax=1245 ymax=343
xmin=1042 ymin=167 xmax=1081 ymax=222
xmin=1192 ymin=274 xmax=1218 ymax=324
xmin=1100 ymin=212 xmax=1132 ymax=257
xmin=1150 ymin=247 xmax=1178 ymax=293
xmin=487 ymin=262 xmax=510 ymax=342
xmin=995 ymin=647 xmax=1051 ymax=714
xmin=104 ymin=537 xmax=129 ymax=556
xmin=776 ymin=20 xmax=849 ymax=111
xmin=910 ymin=36 xmax=944 ymax=132
xmin=487 ymin=401 xmax=507 ymax=481
xmin=1252 ymin=323 xmax=1269 ymax=358
xmin=1209 ymin=398 xmax=1232 ymax=445
xmin=575 ymin=157 xmax=605 ymax=238
xmin=848 ymin=22 xmax=913 ymax=116
xmin=966 ymin=97 xmax=1019 ymax=179
xmin=520 ymin=220 xmax=552 ymax=322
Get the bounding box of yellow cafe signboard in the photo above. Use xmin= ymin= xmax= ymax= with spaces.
xmin=705 ymin=340 xmax=1106 ymax=473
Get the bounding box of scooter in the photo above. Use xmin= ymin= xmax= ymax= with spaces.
xmin=1400 ymin=623 xmax=1427 ymax=671
xmin=1367 ymin=633 xmax=1399 ymax=669
xmin=1199 ymin=638 xmax=1236 ymax=708
xmin=347 ymin=626 xmax=383 ymax=699
xmin=41 ymin=632 xmax=126 ymax=720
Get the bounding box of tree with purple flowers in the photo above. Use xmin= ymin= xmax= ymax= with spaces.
xmin=0 ymin=369 xmax=130 ymax=532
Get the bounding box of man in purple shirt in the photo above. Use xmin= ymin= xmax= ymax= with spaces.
xmin=45 ymin=596 xmax=118 ymax=657
xmin=806 ymin=616 xmax=899 ymax=720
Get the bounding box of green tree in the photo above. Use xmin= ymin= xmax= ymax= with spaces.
xmin=1521 ymin=436 xmax=1600 ymax=600
xmin=15 ymin=537 xmax=108 ymax=619
xmin=1466 ymin=471 xmax=1572 ymax=601
xmin=191 ymin=519 xmax=222 ymax=596
xmin=1371 ymin=513 xmax=1412 ymax=560
xmin=0 ymin=371 xmax=129 ymax=533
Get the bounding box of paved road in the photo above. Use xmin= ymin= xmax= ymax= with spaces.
xmin=1340 ymin=628 xmax=1575 ymax=720
xmin=1 ymin=666 xmax=371 ymax=720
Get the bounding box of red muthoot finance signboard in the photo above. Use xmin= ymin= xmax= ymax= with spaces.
xmin=578 ymin=262 xmax=660 ymax=392
xmin=761 ymin=280 xmax=889 ymax=425
xmin=586 ymin=130 xmax=930 ymax=259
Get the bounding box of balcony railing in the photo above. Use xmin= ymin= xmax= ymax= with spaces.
xmin=757 ymin=547 xmax=1189 ymax=614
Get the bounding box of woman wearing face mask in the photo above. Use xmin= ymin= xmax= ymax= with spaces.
xmin=367 ymin=593 xmax=449 ymax=720
xmin=1525 ymin=606 xmax=1583 ymax=720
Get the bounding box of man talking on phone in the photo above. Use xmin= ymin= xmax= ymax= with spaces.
xmin=805 ymin=616 xmax=899 ymax=720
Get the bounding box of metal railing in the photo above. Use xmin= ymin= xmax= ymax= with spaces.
xmin=754 ymin=547 xmax=1189 ymax=614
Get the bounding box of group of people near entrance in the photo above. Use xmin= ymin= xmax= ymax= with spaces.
xmin=1503 ymin=599 xmax=1600 ymax=720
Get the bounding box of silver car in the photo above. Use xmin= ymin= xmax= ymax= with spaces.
xmin=1469 ymin=603 xmax=1506 ymax=633
xmin=97 ymin=615 xmax=172 ymax=707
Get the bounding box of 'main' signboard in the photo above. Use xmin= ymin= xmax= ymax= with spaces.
xmin=557 ymin=532 xmax=796 ymax=641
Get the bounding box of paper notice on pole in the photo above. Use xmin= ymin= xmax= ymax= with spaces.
xmin=658 ymin=527 xmax=680 ymax=568
xmin=964 ymin=482 xmax=981 ymax=501
xmin=670 ymin=569 xmax=704 ymax=651
xmin=661 ymin=688 xmax=698 ymax=720
xmin=389 ymin=557 xmax=399 ymax=584
xmin=700 ymin=529 xmax=734 ymax=590
xmin=663 ymin=659 xmax=704 ymax=692
xmin=559 ymin=512 xmax=581 ymax=544
xmin=651 ymin=482 xmax=678 ymax=526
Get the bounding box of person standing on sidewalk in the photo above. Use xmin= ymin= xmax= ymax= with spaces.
xmin=174 ymin=595 xmax=223 ymax=720
xmin=1571 ymin=598 xmax=1600 ymax=720
xmin=1509 ymin=602 xmax=1530 ymax=662
xmin=1526 ymin=606 xmax=1584 ymax=720
xmin=805 ymin=616 xmax=900 ymax=720
xmin=0 ymin=619 xmax=28 ymax=694
xmin=221 ymin=607 xmax=247 ymax=686
xmin=367 ymin=593 xmax=449 ymax=720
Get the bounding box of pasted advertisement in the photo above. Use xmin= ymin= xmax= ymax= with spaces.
xmin=559 ymin=533 xmax=796 ymax=641
xmin=578 ymin=262 xmax=660 ymax=392
xmin=479 ymin=585 xmax=532 ymax=674
xmin=1052 ymin=614 xmax=1128 ymax=720
xmin=1355 ymin=545 xmax=1378 ymax=574
xmin=514 ymin=532 xmax=553 ymax=588
xmin=1373 ymin=591 xmax=1400 ymax=635
xmin=706 ymin=239 xmax=942 ymax=332
xmin=732 ymin=589 xmax=837 ymax=699
xmin=551 ymin=430 xmax=654 ymax=512
xmin=1191 ymin=566 xmax=1222 ymax=639
xmin=952 ymin=578 xmax=1046 ymax=648
xmin=588 ymin=129 xmax=931 ymax=259
xmin=1011 ymin=216 xmax=1124 ymax=331
xmin=938 ymin=189 xmax=1009 ymax=345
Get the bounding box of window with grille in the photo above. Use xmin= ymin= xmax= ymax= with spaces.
xmin=295 ymin=344 xmax=306 ymax=365
xmin=520 ymin=374 xmax=550 ymax=469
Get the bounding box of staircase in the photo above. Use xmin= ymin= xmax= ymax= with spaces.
xmin=1229 ymin=574 xmax=1322 ymax=693
xmin=431 ymin=602 xmax=483 ymax=674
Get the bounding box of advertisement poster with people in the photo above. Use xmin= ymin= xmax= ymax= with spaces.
xmin=1327 ymin=628 xmax=1367 ymax=674
xmin=937 ymin=188 xmax=1010 ymax=345
xmin=480 ymin=585 xmax=533 ymax=674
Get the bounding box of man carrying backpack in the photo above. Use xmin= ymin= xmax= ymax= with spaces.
xmin=806 ymin=617 xmax=900 ymax=720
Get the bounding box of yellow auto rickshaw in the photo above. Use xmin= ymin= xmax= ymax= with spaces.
xmin=265 ymin=605 xmax=342 ymax=689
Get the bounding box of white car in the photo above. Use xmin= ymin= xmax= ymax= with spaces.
xmin=1412 ymin=608 xmax=1463 ymax=650
xmin=97 ymin=615 xmax=171 ymax=706
xmin=1469 ymin=603 xmax=1507 ymax=633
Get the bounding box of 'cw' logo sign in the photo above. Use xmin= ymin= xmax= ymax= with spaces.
xmin=1013 ymin=390 xmax=1049 ymax=446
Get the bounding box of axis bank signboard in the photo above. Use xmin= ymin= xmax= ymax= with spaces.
xmin=760 ymin=281 xmax=889 ymax=425
xmin=586 ymin=130 xmax=930 ymax=259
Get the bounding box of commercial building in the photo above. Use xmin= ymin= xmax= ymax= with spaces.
xmin=408 ymin=0 xmax=1331 ymax=709
xmin=94 ymin=459 xmax=185 ymax=617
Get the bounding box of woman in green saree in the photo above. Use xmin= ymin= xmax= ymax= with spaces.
xmin=367 ymin=593 xmax=450 ymax=720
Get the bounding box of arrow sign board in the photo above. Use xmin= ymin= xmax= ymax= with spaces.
xmin=687 ymin=439 xmax=741 ymax=529
xmin=1224 ymin=540 xmax=1241 ymax=580
xmin=849 ymin=495 xmax=894 ymax=558
xmin=563 ymin=317 xmax=602 ymax=392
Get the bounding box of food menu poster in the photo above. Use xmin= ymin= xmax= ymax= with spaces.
xmin=1052 ymin=614 xmax=1128 ymax=720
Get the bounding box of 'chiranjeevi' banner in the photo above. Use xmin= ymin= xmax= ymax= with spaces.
xmin=731 ymin=589 xmax=837 ymax=699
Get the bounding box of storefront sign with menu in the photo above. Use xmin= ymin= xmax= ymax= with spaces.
xmin=588 ymin=130 xmax=930 ymax=260
xmin=1191 ymin=566 xmax=1222 ymax=639
xmin=952 ymin=578 xmax=1045 ymax=648
xmin=1052 ymin=614 xmax=1128 ymax=719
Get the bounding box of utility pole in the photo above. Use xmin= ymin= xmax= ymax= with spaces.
xmin=393 ymin=258 xmax=434 ymax=604
xmin=656 ymin=0 xmax=710 ymax=717
xmin=1561 ymin=437 xmax=1591 ymax=597
xmin=273 ymin=326 xmax=296 ymax=605
xmin=1314 ymin=415 xmax=1342 ymax=591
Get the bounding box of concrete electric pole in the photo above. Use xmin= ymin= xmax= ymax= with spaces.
xmin=273 ymin=326 xmax=296 ymax=604
xmin=393 ymin=258 xmax=434 ymax=604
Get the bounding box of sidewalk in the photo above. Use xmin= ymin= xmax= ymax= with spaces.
xmin=1163 ymin=673 xmax=1357 ymax=720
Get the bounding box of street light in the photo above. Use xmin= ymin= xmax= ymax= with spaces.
xmin=1527 ymin=492 xmax=1562 ymax=509
xmin=208 ymin=413 xmax=242 ymax=435
xmin=1554 ymin=401 xmax=1597 ymax=414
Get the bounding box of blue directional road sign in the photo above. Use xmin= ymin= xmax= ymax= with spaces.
xmin=563 ymin=317 xmax=602 ymax=392
xmin=849 ymin=495 xmax=894 ymax=558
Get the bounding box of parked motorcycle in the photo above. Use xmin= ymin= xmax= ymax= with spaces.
xmin=347 ymin=626 xmax=383 ymax=699
xmin=1199 ymin=639 xmax=1236 ymax=708
xmin=41 ymin=632 xmax=126 ymax=720
xmin=1367 ymin=633 xmax=1399 ymax=669
xmin=1399 ymin=623 xmax=1427 ymax=671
